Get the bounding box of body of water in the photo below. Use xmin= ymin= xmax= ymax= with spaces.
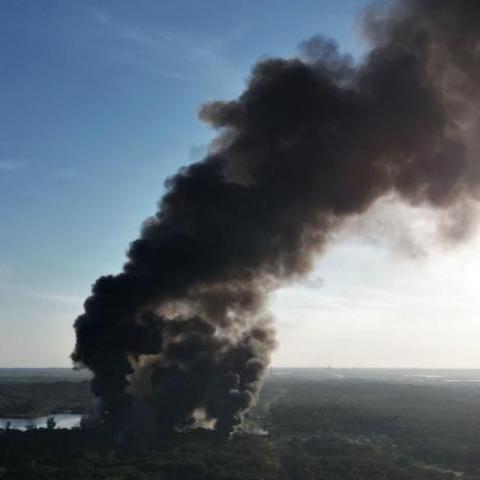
xmin=270 ymin=368 xmax=480 ymax=385
xmin=0 ymin=413 xmax=81 ymax=430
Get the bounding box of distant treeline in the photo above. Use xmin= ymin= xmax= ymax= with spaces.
xmin=0 ymin=381 xmax=92 ymax=417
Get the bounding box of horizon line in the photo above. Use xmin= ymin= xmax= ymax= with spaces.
xmin=2 ymin=366 xmax=480 ymax=371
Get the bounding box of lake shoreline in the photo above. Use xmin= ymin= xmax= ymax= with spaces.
xmin=0 ymin=413 xmax=82 ymax=431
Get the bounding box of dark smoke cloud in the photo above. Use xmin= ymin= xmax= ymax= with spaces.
xmin=72 ymin=0 xmax=480 ymax=435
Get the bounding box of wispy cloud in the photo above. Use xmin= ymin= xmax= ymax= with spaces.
xmin=275 ymin=284 xmax=480 ymax=317
xmin=0 ymin=264 xmax=13 ymax=285
xmin=28 ymin=292 xmax=83 ymax=306
xmin=300 ymin=276 xmax=324 ymax=289
xmin=45 ymin=168 xmax=84 ymax=181
xmin=82 ymin=6 xmax=244 ymax=87
xmin=0 ymin=159 xmax=27 ymax=172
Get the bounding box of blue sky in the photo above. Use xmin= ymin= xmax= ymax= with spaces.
xmin=2 ymin=0 xmax=479 ymax=368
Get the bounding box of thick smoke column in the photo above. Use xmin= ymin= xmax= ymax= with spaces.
xmin=73 ymin=0 xmax=480 ymax=434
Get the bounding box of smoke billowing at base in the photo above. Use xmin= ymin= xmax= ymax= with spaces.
xmin=72 ymin=0 xmax=480 ymax=435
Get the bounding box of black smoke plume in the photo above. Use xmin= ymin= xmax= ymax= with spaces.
xmin=72 ymin=0 xmax=480 ymax=435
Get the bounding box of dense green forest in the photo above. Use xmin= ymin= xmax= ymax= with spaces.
xmin=0 ymin=381 xmax=92 ymax=417
xmin=1 ymin=371 xmax=480 ymax=479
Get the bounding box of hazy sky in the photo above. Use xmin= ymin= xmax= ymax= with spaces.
xmin=1 ymin=0 xmax=479 ymax=368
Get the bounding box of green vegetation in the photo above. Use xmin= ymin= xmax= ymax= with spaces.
xmin=0 ymin=429 xmax=278 ymax=480
xmin=1 ymin=370 xmax=480 ymax=479
xmin=0 ymin=381 xmax=91 ymax=417
xmin=256 ymin=376 xmax=480 ymax=479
